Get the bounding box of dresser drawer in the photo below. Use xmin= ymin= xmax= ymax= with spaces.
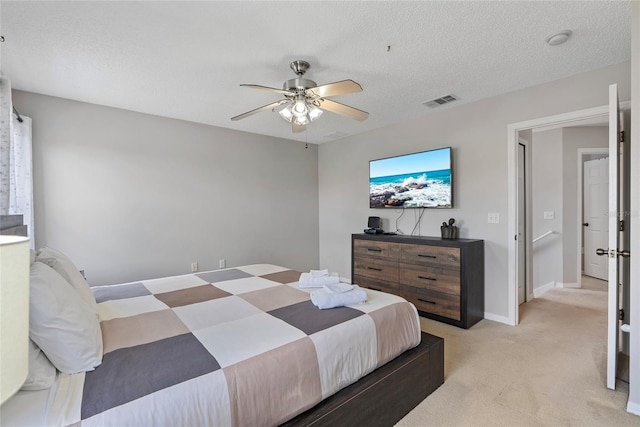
xmin=399 ymin=265 xmax=460 ymax=296
xmin=354 ymin=239 xmax=401 ymax=260
xmin=353 ymin=275 xmax=398 ymax=294
xmin=407 ymin=290 xmax=461 ymax=321
xmin=353 ymin=257 xmax=398 ymax=283
xmin=400 ymin=245 xmax=460 ymax=269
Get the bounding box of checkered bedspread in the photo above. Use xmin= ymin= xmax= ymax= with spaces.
xmin=53 ymin=264 xmax=421 ymax=426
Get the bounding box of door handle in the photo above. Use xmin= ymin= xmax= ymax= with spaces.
xmin=617 ymin=249 xmax=630 ymax=258
xmin=596 ymin=248 xmax=630 ymax=258
xmin=582 ymin=222 xmax=589 ymax=227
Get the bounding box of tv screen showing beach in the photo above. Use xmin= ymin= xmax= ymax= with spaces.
xmin=369 ymin=147 xmax=452 ymax=208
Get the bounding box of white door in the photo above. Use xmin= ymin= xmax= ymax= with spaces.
xmin=517 ymin=143 xmax=526 ymax=304
xmin=604 ymin=84 xmax=621 ymax=390
xmin=583 ymin=157 xmax=609 ymax=280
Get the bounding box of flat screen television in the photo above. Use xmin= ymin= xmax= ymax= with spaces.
xmin=369 ymin=147 xmax=452 ymax=209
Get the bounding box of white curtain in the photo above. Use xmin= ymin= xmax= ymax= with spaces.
xmin=0 ymin=76 xmax=12 ymax=213
xmin=0 ymin=76 xmax=34 ymax=249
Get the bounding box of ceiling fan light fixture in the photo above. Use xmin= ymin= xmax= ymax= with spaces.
xmin=293 ymin=99 xmax=308 ymax=117
xmin=308 ymin=105 xmax=323 ymax=121
xmin=233 ymin=60 xmax=368 ymax=131
xmin=294 ymin=115 xmax=309 ymax=126
xmin=278 ymin=105 xmax=293 ymax=121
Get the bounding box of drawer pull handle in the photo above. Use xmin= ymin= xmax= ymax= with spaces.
xmin=417 ymin=254 xmax=436 ymax=258
xmin=369 ymin=287 xmax=382 ymax=291
xmin=418 ymin=276 xmax=437 ymax=281
xmin=367 ymin=267 xmax=382 ymax=271
xmin=367 ymin=248 xmax=382 ymax=252
xmin=418 ymin=298 xmax=436 ymax=305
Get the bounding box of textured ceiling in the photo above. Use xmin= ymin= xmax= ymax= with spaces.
xmin=0 ymin=1 xmax=632 ymax=144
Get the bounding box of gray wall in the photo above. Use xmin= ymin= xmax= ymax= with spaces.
xmin=13 ymin=90 xmax=320 ymax=286
xmin=318 ymin=61 xmax=630 ymax=321
xmin=531 ymin=128 xmax=563 ymax=291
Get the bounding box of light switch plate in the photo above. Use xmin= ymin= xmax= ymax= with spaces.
xmin=544 ymin=211 xmax=555 ymax=220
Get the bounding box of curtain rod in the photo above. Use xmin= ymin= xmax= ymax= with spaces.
xmin=12 ymin=106 xmax=23 ymax=123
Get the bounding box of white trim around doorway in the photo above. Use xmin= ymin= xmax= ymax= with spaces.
xmin=507 ymin=101 xmax=631 ymax=326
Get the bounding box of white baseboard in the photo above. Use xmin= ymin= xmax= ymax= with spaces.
xmin=533 ymin=282 xmax=556 ymax=298
xmin=483 ymin=312 xmax=511 ymax=325
xmin=626 ymin=400 xmax=640 ymax=416
xmin=557 ymin=282 xmax=579 ymax=288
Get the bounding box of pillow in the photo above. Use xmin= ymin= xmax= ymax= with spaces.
xmin=29 ymin=262 xmax=103 ymax=374
xmin=21 ymin=339 xmax=56 ymax=391
xmin=36 ymin=247 xmax=97 ymax=312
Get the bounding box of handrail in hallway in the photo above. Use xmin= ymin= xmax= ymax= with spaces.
xmin=532 ymin=230 xmax=554 ymax=244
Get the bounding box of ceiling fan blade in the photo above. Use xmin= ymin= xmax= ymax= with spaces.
xmin=231 ymin=99 xmax=289 ymax=121
xmin=307 ymin=80 xmax=363 ymax=98
xmin=240 ymin=84 xmax=293 ymax=96
xmin=292 ymin=121 xmax=306 ymax=133
xmin=318 ymin=99 xmax=369 ymax=121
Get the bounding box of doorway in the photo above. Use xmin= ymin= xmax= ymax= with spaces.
xmin=509 ymin=95 xmax=631 ymax=394
xmin=507 ymin=101 xmax=631 ymax=326
xmin=579 ymin=149 xmax=609 ymax=283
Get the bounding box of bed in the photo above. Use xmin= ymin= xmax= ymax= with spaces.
xmin=2 ymin=259 xmax=444 ymax=426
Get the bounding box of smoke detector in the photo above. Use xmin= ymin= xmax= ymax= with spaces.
xmin=546 ymin=30 xmax=572 ymax=46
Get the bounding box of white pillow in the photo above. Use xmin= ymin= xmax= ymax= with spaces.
xmin=21 ymin=339 xmax=56 ymax=391
xmin=29 ymin=262 xmax=103 ymax=374
xmin=36 ymin=247 xmax=97 ymax=312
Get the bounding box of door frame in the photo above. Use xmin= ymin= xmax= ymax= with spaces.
xmin=516 ymin=136 xmax=533 ymax=303
xmin=577 ymin=148 xmax=609 ymax=288
xmin=507 ymin=101 xmax=631 ymax=325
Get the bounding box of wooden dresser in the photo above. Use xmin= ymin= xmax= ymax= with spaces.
xmin=352 ymin=234 xmax=484 ymax=329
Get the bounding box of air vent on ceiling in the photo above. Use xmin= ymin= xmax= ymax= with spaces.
xmin=422 ymin=94 xmax=459 ymax=108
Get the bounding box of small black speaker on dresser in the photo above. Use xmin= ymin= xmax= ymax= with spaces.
xmin=365 ymin=216 xmax=383 ymax=234
xmin=367 ymin=216 xmax=381 ymax=229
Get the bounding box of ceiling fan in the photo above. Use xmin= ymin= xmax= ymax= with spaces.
xmin=231 ymin=60 xmax=369 ymax=133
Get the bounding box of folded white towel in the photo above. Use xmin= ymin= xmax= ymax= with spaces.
xmin=310 ymin=285 xmax=367 ymax=309
xmin=299 ymin=273 xmax=340 ymax=288
xmin=309 ymin=269 xmax=329 ymax=277
xmin=323 ymin=282 xmax=354 ymax=293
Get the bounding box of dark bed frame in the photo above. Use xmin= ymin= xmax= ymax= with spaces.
xmin=283 ymin=331 xmax=444 ymax=426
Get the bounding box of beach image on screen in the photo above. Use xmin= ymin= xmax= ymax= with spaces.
xmin=369 ymin=148 xmax=452 ymax=208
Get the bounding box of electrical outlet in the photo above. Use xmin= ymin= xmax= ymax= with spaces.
xmin=488 ymin=213 xmax=500 ymax=224
xmin=219 ymin=259 xmax=225 ymax=269
xmin=191 ymin=262 xmax=198 ymax=272
xmin=543 ymin=211 xmax=555 ymax=220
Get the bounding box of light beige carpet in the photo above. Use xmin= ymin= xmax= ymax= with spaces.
xmin=397 ymin=276 xmax=639 ymax=426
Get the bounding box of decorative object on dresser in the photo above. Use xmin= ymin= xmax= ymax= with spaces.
xmin=352 ymin=233 xmax=484 ymax=329
xmin=440 ymin=217 xmax=458 ymax=239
